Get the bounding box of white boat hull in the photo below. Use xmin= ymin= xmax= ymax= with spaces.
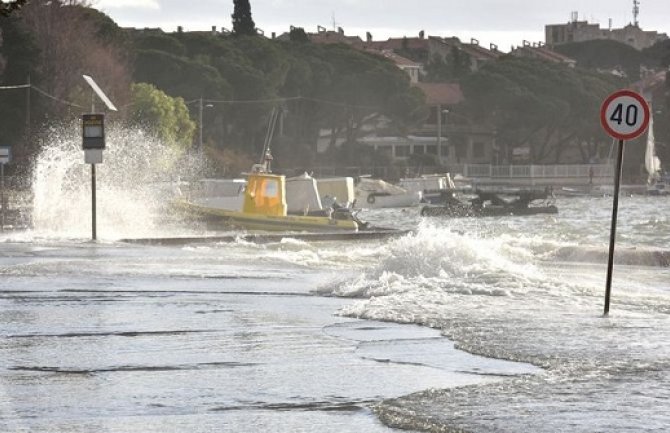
xmin=354 ymin=191 xmax=422 ymax=209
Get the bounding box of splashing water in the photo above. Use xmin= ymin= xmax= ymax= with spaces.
xmin=29 ymin=123 xmax=205 ymax=240
xmin=317 ymin=223 xmax=552 ymax=300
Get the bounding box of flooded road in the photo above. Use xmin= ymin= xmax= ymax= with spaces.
xmin=0 ymin=241 xmax=537 ymax=433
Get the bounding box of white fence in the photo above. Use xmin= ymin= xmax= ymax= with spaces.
xmin=448 ymin=164 xmax=614 ymax=180
xmin=300 ymin=164 xmax=616 ymax=185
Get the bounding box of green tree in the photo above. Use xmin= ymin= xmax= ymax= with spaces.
xmin=461 ymin=56 xmax=620 ymax=163
xmin=643 ymin=40 xmax=670 ymax=68
xmin=555 ymin=40 xmax=644 ymax=81
xmin=232 ymin=0 xmax=256 ymax=36
xmin=425 ymin=47 xmax=472 ymax=82
xmin=129 ymin=82 xmax=196 ymax=149
xmin=0 ymin=14 xmax=40 ymax=164
xmin=289 ymin=27 xmax=309 ymax=43
xmin=21 ymin=0 xmax=132 ymax=119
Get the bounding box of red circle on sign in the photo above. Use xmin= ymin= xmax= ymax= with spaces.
xmin=600 ymin=90 xmax=650 ymax=141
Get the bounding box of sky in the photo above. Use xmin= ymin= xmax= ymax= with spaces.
xmin=92 ymin=0 xmax=670 ymax=52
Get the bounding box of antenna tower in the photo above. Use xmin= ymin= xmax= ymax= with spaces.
xmin=633 ymin=0 xmax=640 ymax=27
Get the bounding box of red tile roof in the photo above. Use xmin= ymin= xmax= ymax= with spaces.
xmin=461 ymin=43 xmax=502 ymax=61
xmin=367 ymin=37 xmax=429 ymax=51
xmin=308 ymin=31 xmax=363 ymax=46
xmin=511 ymin=45 xmax=576 ymax=65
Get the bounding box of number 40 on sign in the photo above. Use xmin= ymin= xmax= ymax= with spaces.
xmin=600 ymin=89 xmax=650 ymax=141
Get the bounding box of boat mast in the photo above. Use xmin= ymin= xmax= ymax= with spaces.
xmin=644 ymin=104 xmax=661 ymax=184
xmin=259 ymin=107 xmax=280 ymax=172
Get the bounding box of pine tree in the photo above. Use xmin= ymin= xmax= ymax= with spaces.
xmin=232 ymin=0 xmax=256 ymax=36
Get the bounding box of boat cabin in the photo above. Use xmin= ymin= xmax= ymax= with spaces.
xmin=242 ymin=172 xmax=287 ymax=216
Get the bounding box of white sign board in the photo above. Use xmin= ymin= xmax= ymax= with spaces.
xmin=85 ymin=149 xmax=103 ymax=164
xmin=600 ymin=90 xmax=650 ymax=141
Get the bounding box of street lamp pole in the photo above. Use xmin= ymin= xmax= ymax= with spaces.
xmin=437 ymin=107 xmax=449 ymax=164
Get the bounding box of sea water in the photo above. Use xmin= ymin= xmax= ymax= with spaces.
xmin=1 ymin=128 xmax=669 ymax=432
xmin=339 ymin=203 xmax=670 ymax=433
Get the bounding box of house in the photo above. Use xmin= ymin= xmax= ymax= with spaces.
xmin=364 ymin=34 xmax=501 ymax=73
xmin=366 ymin=49 xmax=422 ymax=83
xmin=427 ymin=37 xmax=502 ymax=72
xmin=299 ymin=27 xmax=499 ymax=166
xmin=412 ymin=82 xmax=496 ymax=164
xmin=308 ymin=26 xmax=364 ymax=46
xmin=545 ymin=13 xmax=667 ymax=50
xmin=510 ymin=41 xmax=577 ymax=67
xmin=353 ymin=83 xmax=496 ymax=165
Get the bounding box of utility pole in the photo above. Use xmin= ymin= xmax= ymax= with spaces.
xmin=25 ymin=74 xmax=31 ymax=143
xmin=199 ymin=96 xmax=203 ymax=153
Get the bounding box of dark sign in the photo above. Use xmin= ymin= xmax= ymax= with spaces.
xmin=82 ymin=113 xmax=105 ymax=149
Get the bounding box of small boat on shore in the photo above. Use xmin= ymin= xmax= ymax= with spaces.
xmin=175 ymin=152 xmax=369 ymax=232
xmin=421 ymin=188 xmax=558 ymax=218
xmin=398 ymin=173 xmax=457 ymax=204
xmin=353 ymin=177 xmax=422 ymax=209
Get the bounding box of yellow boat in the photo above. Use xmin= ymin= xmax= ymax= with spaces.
xmin=176 ymin=153 xmax=362 ymax=232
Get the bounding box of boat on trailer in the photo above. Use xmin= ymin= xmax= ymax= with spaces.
xmin=421 ymin=188 xmax=558 ymax=218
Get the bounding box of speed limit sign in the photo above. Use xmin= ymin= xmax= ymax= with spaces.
xmin=599 ymin=88 xmax=650 ymax=317
xmin=600 ymin=89 xmax=650 ymax=140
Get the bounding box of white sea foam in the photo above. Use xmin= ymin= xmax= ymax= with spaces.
xmin=317 ymin=222 xmax=556 ymax=300
xmin=28 ymin=124 xmax=204 ymax=240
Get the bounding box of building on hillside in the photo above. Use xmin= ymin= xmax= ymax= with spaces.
xmin=275 ymin=25 xmax=364 ymax=46
xmin=340 ymin=83 xmax=463 ymax=164
xmin=412 ymin=82 xmax=496 ymax=165
xmin=364 ymin=31 xmax=432 ymax=54
xmin=287 ymin=26 xmax=500 ymax=166
xmin=366 ymin=49 xmax=422 ymax=83
xmin=350 ymin=83 xmax=496 ymax=165
xmin=545 ymin=13 xmax=667 ymax=50
xmin=459 ymin=38 xmax=503 ymax=69
xmin=510 ymin=41 xmax=577 ymax=67
xmin=364 ymin=33 xmax=500 ymax=73
xmin=307 ymin=26 xmax=364 ymax=46
xmin=279 ymin=27 xmax=501 ymax=80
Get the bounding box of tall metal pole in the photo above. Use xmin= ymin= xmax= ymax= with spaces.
xmin=1 ymin=163 xmax=4 ymax=232
xmin=25 ymin=74 xmax=31 ymax=142
xmin=91 ymin=164 xmax=97 ymax=240
xmin=199 ymin=97 xmax=203 ymax=153
xmin=436 ymin=104 xmax=442 ymax=163
xmin=604 ymin=139 xmax=625 ymax=315
xmin=90 ymin=90 xmax=97 ymax=241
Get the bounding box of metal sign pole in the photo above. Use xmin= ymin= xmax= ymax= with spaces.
xmin=604 ymin=139 xmax=625 ymax=315
xmin=1 ymin=163 xmax=4 ymax=232
xmin=81 ymin=75 xmax=117 ymax=242
xmin=91 ymin=164 xmax=97 ymax=240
